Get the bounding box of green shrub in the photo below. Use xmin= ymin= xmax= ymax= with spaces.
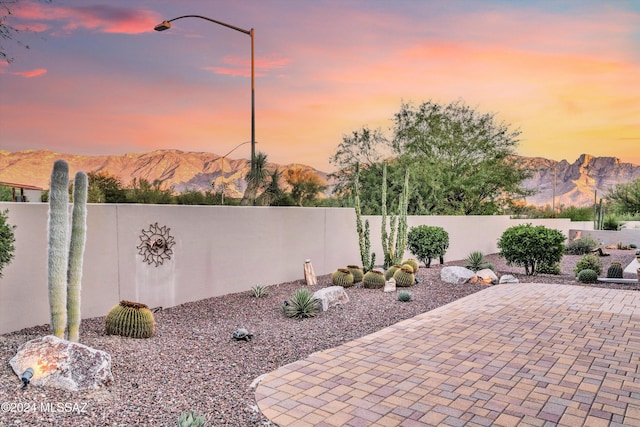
xmin=602 ymin=215 xmax=622 ymax=231
xmin=497 ymin=224 xmax=566 ymax=276
xmin=537 ymin=262 xmax=561 ymax=275
xmin=464 ymin=251 xmax=494 ymax=272
xmin=566 ymin=237 xmax=598 ymax=255
xmin=0 ymin=209 xmax=16 ymax=278
xmin=630 ymin=243 xmax=637 ymax=249
xmin=283 ymin=288 xmax=321 ymax=319
xmin=397 ymin=291 xmax=412 ymax=302
xmin=407 ymin=225 xmax=449 ymax=268
xmin=577 ymin=269 xmax=598 ymax=283
xmin=573 ymin=254 xmax=603 ymax=276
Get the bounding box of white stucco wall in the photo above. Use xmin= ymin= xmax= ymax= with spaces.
xmin=0 ymin=203 xmax=577 ymax=334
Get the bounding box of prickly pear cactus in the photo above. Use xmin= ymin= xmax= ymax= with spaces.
xmin=393 ymin=265 xmax=415 ymax=287
xmin=346 ymin=265 xmax=364 ymax=283
xmin=362 ymin=270 xmax=385 ymax=289
xmin=331 ymin=268 xmax=354 ymax=287
xmin=105 ymin=300 xmax=155 ymax=338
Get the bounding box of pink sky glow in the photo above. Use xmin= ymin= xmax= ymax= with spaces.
xmin=0 ymin=0 xmax=638 ymax=172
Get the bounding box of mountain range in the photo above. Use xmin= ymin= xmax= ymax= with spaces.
xmin=1 ymin=149 xmax=638 ymax=206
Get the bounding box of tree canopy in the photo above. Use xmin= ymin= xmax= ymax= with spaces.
xmin=330 ymin=100 xmax=532 ymax=215
xmin=607 ymin=178 xmax=640 ymax=215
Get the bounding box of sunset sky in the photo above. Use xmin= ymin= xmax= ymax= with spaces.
xmin=0 ymin=0 xmax=639 ymax=172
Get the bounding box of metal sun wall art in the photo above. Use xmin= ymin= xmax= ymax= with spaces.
xmin=137 ymin=223 xmax=175 ymax=267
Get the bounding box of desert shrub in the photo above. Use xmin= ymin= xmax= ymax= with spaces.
xmin=464 ymin=251 xmax=494 ymax=272
xmin=577 ymin=269 xmax=598 ymax=283
xmin=573 ymin=254 xmax=603 ymax=276
xmin=497 ymin=224 xmax=566 ymax=276
xmin=283 ymin=288 xmax=320 ymax=319
xmin=566 ymin=237 xmax=598 ymax=255
xmin=602 ymin=215 xmax=623 ymax=231
xmin=0 ymin=209 xmax=16 ymax=278
xmin=407 ymin=225 xmax=449 ymax=268
xmin=537 ymin=262 xmax=561 ymax=275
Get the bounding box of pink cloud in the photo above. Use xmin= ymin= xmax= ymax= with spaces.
xmin=13 ymin=68 xmax=47 ymax=78
xmin=202 ymin=55 xmax=291 ymax=78
xmin=13 ymin=1 xmax=160 ymax=35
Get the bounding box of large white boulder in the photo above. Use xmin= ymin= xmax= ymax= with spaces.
xmin=313 ymin=286 xmax=349 ymax=312
xmin=476 ymin=268 xmax=499 ymax=284
xmin=440 ymin=266 xmax=476 ymax=285
xmin=499 ymin=274 xmax=520 ymax=284
xmin=9 ymin=335 xmax=113 ymax=391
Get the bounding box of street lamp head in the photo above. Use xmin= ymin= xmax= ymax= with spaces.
xmin=154 ymin=21 xmax=172 ymax=31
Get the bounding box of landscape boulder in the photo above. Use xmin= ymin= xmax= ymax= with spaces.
xmin=9 ymin=335 xmax=113 ymax=391
xmin=499 ymin=274 xmax=519 ymax=284
xmin=440 ymin=266 xmax=475 ymax=285
xmin=476 ymin=268 xmax=499 ymax=285
xmin=313 ymin=286 xmax=349 ymax=312
xmin=383 ymin=278 xmax=396 ymax=293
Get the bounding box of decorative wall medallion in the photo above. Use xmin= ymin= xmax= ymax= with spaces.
xmin=137 ymin=223 xmax=175 ymax=267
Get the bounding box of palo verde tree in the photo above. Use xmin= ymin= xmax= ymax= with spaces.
xmin=606 ymin=177 xmax=640 ymax=216
xmin=392 ymin=100 xmax=532 ymax=215
xmin=284 ymin=166 xmax=327 ymax=207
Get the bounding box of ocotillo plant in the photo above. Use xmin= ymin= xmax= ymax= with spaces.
xmin=67 ymin=171 xmax=88 ymax=342
xmin=48 ymin=160 xmax=70 ymax=338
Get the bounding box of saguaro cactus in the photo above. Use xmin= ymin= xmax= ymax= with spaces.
xmin=67 ymin=171 xmax=88 ymax=342
xmin=48 ymin=160 xmax=70 ymax=338
xmin=47 ymin=160 xmax=88 ymax=342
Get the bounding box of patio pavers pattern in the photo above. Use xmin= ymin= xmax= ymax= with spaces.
xmin=255 ymin=283 xmax=640 ymax=426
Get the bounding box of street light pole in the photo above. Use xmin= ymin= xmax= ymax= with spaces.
xmin=217 ymin=140 xmax=253 ymax=205
xmin=154 ymin=15 xmax=256 ymax=176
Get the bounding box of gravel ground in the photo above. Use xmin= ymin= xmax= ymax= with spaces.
xmin=0 ymin=249 xmax=637 ymax=427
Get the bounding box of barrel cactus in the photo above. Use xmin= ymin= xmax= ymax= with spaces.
xmin=385 ymin=265 xmax=401 ymax=281
xmin=402 ymin=258 xmax=419 ymax=273
xmin=346 ymin=265 xmax=364 ymax=283
xmin=105 ymin=300 xmax=155 ymax=338
xmin=577 ymin=269 xmax=598 ymax=284
xmin=332 ymin=268 xmax=354 ymax=287
xmin=362 ymin=270 xmax=385 ymax=289
xmin=606 ymin=262 xmax=624 ymax=279
xmin=393 ymin=265 xmax=415 ymax=287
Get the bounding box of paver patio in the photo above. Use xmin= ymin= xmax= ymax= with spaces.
xmin=255 ymin=283 xmax=640 ymax=426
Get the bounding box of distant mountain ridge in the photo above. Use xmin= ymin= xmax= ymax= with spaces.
xmin=0 ymin=150 xmax=638 ymax=206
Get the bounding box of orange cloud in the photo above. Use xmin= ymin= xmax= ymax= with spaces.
xmin=13 ymin=1 xmax=160 ymax=35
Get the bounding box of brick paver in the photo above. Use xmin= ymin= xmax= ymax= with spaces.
xmin=255 ymin=283 xmax=640 ymax=426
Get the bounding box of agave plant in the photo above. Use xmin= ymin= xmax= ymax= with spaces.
xmin=251 ymin=284 xmax=268 ymax=298
xmin=178 ymin=411 xmax=207 ymax=427
xmin=397 ymin=290 xmax=412 ymax=302
xmin=464 ymin=251 xmax=493 ymax=272
xmin=283 ymin=288 xmax=321 ymax=319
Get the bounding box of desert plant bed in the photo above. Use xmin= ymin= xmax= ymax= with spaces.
xmin=0 ymin=250 xmax=635 ymax=426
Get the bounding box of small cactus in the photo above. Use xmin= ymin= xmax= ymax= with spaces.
xmin=251 ymin=284 xmax=268 ymax=298
xmin=346 ymin=265 xmax=364 ymax=283
xmin=178 ymin=411 xmax=207 ymax=427
xmin=393 ymin=265 xmax=415 ymax=287
xmin=401 ymin=258 xmax=419 ymax=273
xmin=362 ymin=270 xmax=385 ymax=289
xmin=105 ymin=300 xmax=155 ymax=338
xmin=332 ymin=268 xmax=354 ymax=287
xmin=577 ymin=269 xmax=599 ymax=284
xmin=397 ymin=290 xmax=412 ymax=302
xmin=606 ymin=262 xmax=624 ymax=279
xmin=384 ymin=265 xmax=401 ymax=281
